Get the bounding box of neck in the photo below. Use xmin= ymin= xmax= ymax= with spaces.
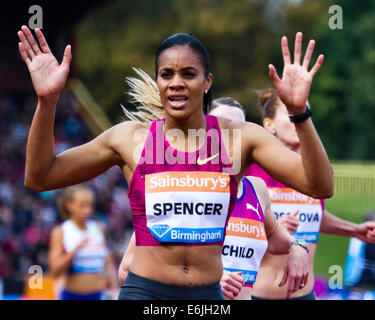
xmin=283 ymin=141 xmax=300 ymax=154
xmin=163 ymin=112 xmax=206 ymax=135
xmin=71 ymin=218 xmax=87 ymax=230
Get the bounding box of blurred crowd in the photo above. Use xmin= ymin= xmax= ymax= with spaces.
xmin=0 ymin=90 xmax=133 ymax=284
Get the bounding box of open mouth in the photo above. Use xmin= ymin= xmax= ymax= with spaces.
xmin=168 ymin=95 xmax=188 ymax=108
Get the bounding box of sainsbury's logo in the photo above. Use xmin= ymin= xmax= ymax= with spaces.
xmin=146 ymin=171 xmax=230 ymax=193
xmin=269 ymin=188 xmax=320 ymax=204
xmin=226 ymin=217 xmax=266 ymax=240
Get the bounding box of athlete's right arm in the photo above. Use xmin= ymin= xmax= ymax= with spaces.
xmin=18 ymin=26 xmax=125 ymax=191
xmin=48 ymin=226 xmax=88 ymax=277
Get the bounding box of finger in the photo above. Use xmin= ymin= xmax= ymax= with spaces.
xmin=268 ymin=64 xmax=281 ymax=86
xmin=232 ymin=272 xmax=245 ymax=283
xmin=281 ymin=36 xmax=291 ymax=65
xmin=226 ymin=277 xmax=243 ymax=291
xmin=293 ymin=274 xmax=302 ymax=293
xmin=18 ymin=30 xmax=35 ymax=59
xmin=290 ymin=220 xmax=300 ymax=228
xmin=293 ymin=32 xmax=303 ymax=65
xmin=21 ymin=25 xmax=41 ymax=55
xmin=228 ymin=285 xmax=240 ymax=296
xmin=309 ymin=54 xmax=324 ymax=77
xmin=61 ymin=45 xmax=72 ymax=69
xmin=287 ymin=277 xmax=298 ymax=299
xmin=366 ymin=230 xmax=375 ymax=242
xmin=287 ymin=226 xmax=299 ymax=234
xmin=291 ymin=210 xmax=299 ymax=217
xmin=18 ymin=42 xmax=31 ymax=65
xmin=222 ymin=289 xmax=236 ymax=300
xmin=301 ymin=273 xmax=309 ymax=289
xmin=302 ymin=39 xmax=315 ymax=69
xmin=35 ymin=28 xmax=51 ymax=53
xmin=279 ymin=268 xmax=288 ymax=288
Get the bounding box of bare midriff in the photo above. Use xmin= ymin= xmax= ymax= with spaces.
xmin=131 ymin=245 xmax=223 ymax=287
xmin=64 ymin=274 xmax=106 ymax=294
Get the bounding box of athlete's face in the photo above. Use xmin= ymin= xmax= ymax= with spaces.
xmin=208 ymin=104 xmax=246 ymax=122
xmin=66 ymin=189 xmax=94 ymax=222
xmin=264 ymin=102 xmax=300 ymax=151
xmin=156 ymin=45 xmax=213 ymax=120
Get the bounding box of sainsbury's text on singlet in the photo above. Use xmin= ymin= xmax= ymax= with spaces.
xmin=269 ymin=188 xmax=321 ymax=204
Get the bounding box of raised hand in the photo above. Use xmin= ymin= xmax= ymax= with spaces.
xmin=269 ymin=32 xmax=324 ymax=115
xmin=17 ymin=25 xmax=72 ymax=98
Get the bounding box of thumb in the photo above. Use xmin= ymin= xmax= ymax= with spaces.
xmin=61 ymin=45 xmax=72 ymax=69
xmin=268 ymin=64 xmax=281 ymax=87
xmin=291 ymin=210 xmax=299 ymax=217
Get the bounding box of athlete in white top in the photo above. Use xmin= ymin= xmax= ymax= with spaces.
xmin=49 ymin=185 xmax=119 ymax=299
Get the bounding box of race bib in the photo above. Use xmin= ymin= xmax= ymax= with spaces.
xmin=145 ymin=171 xmax=230 ymax=243
xmin=222 ymin=217 xmax=267 ymax=286
xmin=269 ymin=188 xmax=323 ymax=243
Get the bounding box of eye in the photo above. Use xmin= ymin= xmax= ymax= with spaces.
xmin=160 ymin=71 xmax=172 ymax=79
xmin=183 ymin=71 xmax=196 ymax=78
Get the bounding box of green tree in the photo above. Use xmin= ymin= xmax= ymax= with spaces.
xmin=307 ymin=0 xmax=375 ymax=160
xmin=76 ymin=0 xmax=279 ymax=123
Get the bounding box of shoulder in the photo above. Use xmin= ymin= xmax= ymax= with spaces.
xmin=218 ymin=117 xmax=264 ymax=131
xmin=217 ymin=118 xmax=271 ymax=144
xmin=244 ymin=176 xmax=270 ymax=209
xmin=108 ymin=121 xmax=151 ymax=149
xmin=104 ymin=121 xmax=149 ymax=143
xmin=94 ymin=221 xmax=107 ymax=235
xmin=50 ymin=224 xmax=63 ymax=242
xmin=245 ymin=176 xmax=268 ymax=195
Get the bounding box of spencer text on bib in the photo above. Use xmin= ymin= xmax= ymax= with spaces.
xmin=145 ymin=171 xmax=230 ymax=243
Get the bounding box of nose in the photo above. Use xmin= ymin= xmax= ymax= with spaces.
xmin=168 ymin=74 xmax=185 ymax=90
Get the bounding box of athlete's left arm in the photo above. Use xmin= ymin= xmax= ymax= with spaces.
xmin=251 ymin=176 xmax=309 ymax=299
xmin=241 ymin=33 xmax=333 ymax=199
xmin=320 ymin=210 xmax=375 ymax=243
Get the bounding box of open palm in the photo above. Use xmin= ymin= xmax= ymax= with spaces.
xmin=18 ymin=25 xmax=71 ymax=97
xmin=269 ymin=32 xmax=324 ymax=115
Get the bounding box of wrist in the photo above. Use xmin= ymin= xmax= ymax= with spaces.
xmin=38 ymin=94 xmax=60 ymax=105
xmin=288 ymin=101 xmax=312 ymax=123
xmin=289 ymin=239 xmax=309 ymax=254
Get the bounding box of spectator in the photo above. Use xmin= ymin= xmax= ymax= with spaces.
xmin=0 ymin=90 xmax=133 ymax=297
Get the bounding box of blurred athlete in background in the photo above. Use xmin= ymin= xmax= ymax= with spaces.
xmin=49 ymin=185 xmax=119 ymax=299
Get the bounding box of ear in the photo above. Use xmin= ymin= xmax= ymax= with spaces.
xmin=263 ymin=117 xmax=275 ymax=134
xmin=204 ymin=73 xmax=213 ymax=93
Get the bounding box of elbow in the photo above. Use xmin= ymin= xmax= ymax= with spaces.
xmin=49 ymin=266 xmax=61 ymax=278
xmin=24 ymin=176 xmax=48 ymax=192
xmin=322 ymin=187 xmax=334 ymax=199
xmin=310 ymin=183 xmax=334 ymax=199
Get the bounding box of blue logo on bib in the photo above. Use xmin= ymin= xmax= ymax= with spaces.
xmin=150 ymin=224 xmax=171 ymax=238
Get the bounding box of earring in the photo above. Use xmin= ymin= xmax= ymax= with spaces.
xmin=271 ymin=129 xmax=276 ymax=135
xmin=204 ymin=89 xmax=208 ymax=94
